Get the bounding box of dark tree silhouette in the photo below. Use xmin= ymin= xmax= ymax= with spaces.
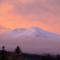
xmin=1 ymin=46 xmax=6 ymax=60
xmin=15 ymin=46 xmax=22 ymax=54
xmin=2 ymin=46 xmax=5 ymax=51
xmin=56 ymin=54 xmax=60 ymax=60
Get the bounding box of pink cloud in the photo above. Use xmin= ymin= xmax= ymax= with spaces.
xmin=0 ymin=0 xmax=60 ymax=34
xmin=0 ymin=25 xmax=9 ymax=33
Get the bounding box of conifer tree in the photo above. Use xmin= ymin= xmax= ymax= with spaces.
xmin=15 ymin=46 xmax=22 ymax=54
xmin=1 ymin=46 xmax=6 ymax=60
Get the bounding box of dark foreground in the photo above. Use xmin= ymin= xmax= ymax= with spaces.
xmin=0 ymin=46 xmax=60 ymax=60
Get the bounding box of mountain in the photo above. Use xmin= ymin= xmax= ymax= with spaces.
xmin=0 ymin=27 xmax=60 ymax=54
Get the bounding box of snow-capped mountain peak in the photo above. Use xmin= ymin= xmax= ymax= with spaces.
xmin=0 ymin=27 xmax=60 ymax=54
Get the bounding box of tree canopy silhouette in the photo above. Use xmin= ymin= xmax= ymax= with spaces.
xmin=15 ymin=46 xmax=22 ymax=54
xmin=1 ymin=46 xmax=6 ymax=60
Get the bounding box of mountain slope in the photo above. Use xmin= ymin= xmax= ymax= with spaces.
xmin=0 ymin=27 xmax=60 ymax=54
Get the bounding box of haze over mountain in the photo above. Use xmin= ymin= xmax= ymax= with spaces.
xmin=0 ymin=27 xmax=60 ymax=54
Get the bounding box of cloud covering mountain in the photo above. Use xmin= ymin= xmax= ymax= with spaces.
xmin=0 ymin=27 xmax=60 ymax=54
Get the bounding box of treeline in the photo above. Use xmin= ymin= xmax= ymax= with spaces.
xmin=0 ymin=46 xmax=60 ymax=60
xmin=0 ymin=46 xmax=24 ymax=60
xmin=23 ymin=53 xmax=60 ymax=60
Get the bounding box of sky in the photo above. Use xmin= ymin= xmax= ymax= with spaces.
xmin=0 ymin=0 xmax=60 ymax=34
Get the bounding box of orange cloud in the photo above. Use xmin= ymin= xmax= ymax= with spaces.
xmin=0 ymin=0 xmax=60 ymax=34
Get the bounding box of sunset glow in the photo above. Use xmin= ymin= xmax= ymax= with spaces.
xmin=0 ymin=0 xmax=60 ymax=34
